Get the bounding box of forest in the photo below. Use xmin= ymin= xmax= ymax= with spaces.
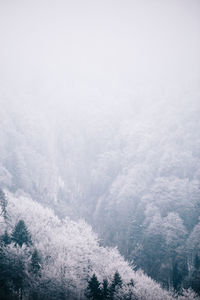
xmin=0 ymin=188 xmax=199 ymax=299
xmin=0 ymin=97 xmax=200 ymax=299
xmin=0 ymin=0 xmax=200 ymax=299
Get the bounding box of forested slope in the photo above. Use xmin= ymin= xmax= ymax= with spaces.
xmin=1 ymin=190 xmax=193 ymax=300
xmin=0 ymin=96 xmax=200 ymax=296
xmin=1 ymin=0 xmax=200 ymax=298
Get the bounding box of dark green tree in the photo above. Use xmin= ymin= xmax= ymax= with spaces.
xmin=109 ymin=271 xmax=123 ymax=299
xmin=0 ymin=189 xmax=7 ymax=219
xmin=189 ymin=254 xmax=200 ymax=295
xmin=101 ymin=278 xmax=109 ymax=299
xmin=172 ymin=262 xmax=182 ymax=290
xmin=1 ymin=230 xmax=11 ymax=245
xmin=0 ymin=244 xmax=27 ymax=300
xmin=11 ymin=220 xmax=32 ymax=247
xmin=140 ymin=233 xmax=167 ymax=283
xmin=85 ymin=273 xmax=102 ymax=300
xmin=194 ymin=254 xmax=200 ymax=270
xmin=30 ymin=249 xmax=41 ymax=275
xmin=128 ymin=279 xmax=134 ymax=287
xmin=111 ymin=271 xmax=122 ymax=288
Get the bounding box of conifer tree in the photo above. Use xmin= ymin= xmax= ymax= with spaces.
xmin=12 ymin=220 xmax=32 ymax=247
xmin=0 ymin=189 xmax=7 ymax=219
xmin=1 ymin=230 xmax=11 ymax=245
xmin=128 ymin=279 xmax=134 ymax=287
xmin=194 ymin=254 xmax=200 ymax=270
xmin=85 ymin=273 xmax=102 ymax=300
xmin=109 ymin=271 xmax=123 ymax=299
xmin=172 ymin=262 xmax=181 ymax=290
xmin=30 ymin=249 xmax=41 ymax=275
xmin=0 ymin=242 xmax=27 ymax=299
xmin=102 ymin=278 xmax=109 ymax=299
xmin=190 ymin=254 xmax=200 ymax=294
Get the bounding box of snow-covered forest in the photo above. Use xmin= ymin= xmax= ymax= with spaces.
xmin=0 ymin=0 xmax=200 ymax=299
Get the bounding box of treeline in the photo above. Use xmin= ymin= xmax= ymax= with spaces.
xmin=85 ymin=272 xmax=135 ymax=300
xmin=0 ymin=189 xmax=200 ymax=300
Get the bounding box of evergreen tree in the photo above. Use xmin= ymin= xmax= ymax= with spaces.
xmin=172 ymin=262 xmax=181 ymax=290
xmin=1 ymin=230 xmax=11 ymax=245
xmin=85 ymin=273 xmax=102 ymax=300
xmin=190 ymin=269 xmax=200 ymax=295
xmin=189 ymin=254 xmax=200 ymax=295
xmin=0 ymin=189 xmax=7 ymax=219
xmin=194 ymin=254 xmax=200 ymax=270
xmin=128 ymin=279 xmax=134 ymax=287
xmin=112 ymin=271 xmax=123 ymax=288
xmin=11 ymin=220 xmax=32 ymax=247
xmin=30 ymin=249 xmax=41 ymax=275
xmin=0 ymin=243 xmax=27 ymax=300
xmin=101 ymin=278 xmax=109 ymax=299
xmin=109 ymin=271 xmax=123 ymax=299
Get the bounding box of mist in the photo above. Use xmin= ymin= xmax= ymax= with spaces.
xmin=0 ymin=1 xmax=200 ymax=299
xmin=1 ymin=0 xmax=200 ymax=102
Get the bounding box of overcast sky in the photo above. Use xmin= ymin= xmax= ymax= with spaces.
xmin=0 ymin=0 xmax=200 ymax=107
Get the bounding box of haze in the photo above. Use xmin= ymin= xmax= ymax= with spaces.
xmin=0 ymin=1 xmax=200 ymax=299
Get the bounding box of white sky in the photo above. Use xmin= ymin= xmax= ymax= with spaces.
xmin=0 ymin=0 xmax=200 ymax=106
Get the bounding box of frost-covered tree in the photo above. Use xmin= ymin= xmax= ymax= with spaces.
xmin=4 ymin=191 xmax=188 ymax=300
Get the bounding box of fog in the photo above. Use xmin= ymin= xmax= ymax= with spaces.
xmin=0 ymin=1 xmax=200 ymax=299
xmin=1 ymin=0 xmax=200 ymax=107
